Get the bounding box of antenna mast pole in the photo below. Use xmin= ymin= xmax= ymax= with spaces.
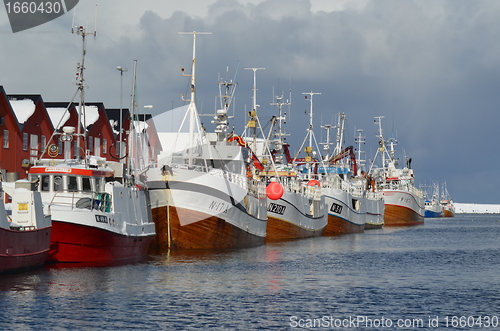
xmin=178 ymin=31 xmax=211 ymax=166
xmin=73 ymin=22 xmax=96 ymax=161
xmin=303 ymin=92 xmax=321 ymax=149
xmin=244 ymin=68 xmax=265 ymax=142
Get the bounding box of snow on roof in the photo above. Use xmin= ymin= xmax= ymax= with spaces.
xmin=82 ymin=105 xmax=99 ymax=128
xmin=46 ymin=107 xmax=71 ymax=129
xmin=10 ymin=99 xmax=35 ymax=124
xmin=109 ymin=119 xmax=119 ymax=135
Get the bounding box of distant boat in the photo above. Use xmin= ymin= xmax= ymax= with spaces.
xmin=146 ymin=33 xmax=267 ymax=249
xmin=423 ymin=182 xmax=443 ymax=218
xmin=0 ymin=180 xmax=51 ymax=273
xmin=254 ymin=91 xmax=327 ymax=241
xmin=319 ymin=113 xmax=366 ymax=235
xmin=354 ymin=128 xmax=384 ymax=229
xmin=425 ymin=200 xmax=443 ymax=218
xmin=440 ymin=182 xmax=455 ymax=217
xmin=369 ymin=117 xmax=425 ymax=226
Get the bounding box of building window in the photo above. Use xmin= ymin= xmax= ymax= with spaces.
xmin=23 ymin=133 xmax=28 ymax=151
xmin=88 ymin=136 xmax=93 ymax=153
xmin=94 ymin=137 xmax=100 ymax=157
xmin=58 ymin=137 xmax=63 ymax=155
xmin=102 ymin=139 xmax=107 ymax=155
xmin=30 ymin=134 xmax=39 ymax=156
xmin=0 ymin=116 xmax=4 ymax=125
xmin=41 ymin=135 xmax=46 ymax=152
xmin=3 ymin=130 xmax=8 ymax=149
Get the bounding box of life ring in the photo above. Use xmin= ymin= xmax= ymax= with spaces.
xmin=307 ymin=179 xmax=321 ymax=187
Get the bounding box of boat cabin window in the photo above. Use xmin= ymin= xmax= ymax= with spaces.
xmin=68 ymin=176 xmax=78 ymax=192
xmin=97 ymin=177 xmax=105 ymax=192
xmin=54 ymin=176 xmax=63 ymax=192
xmin=41 ymin=175 xmax=50 ymax=192
xmin=82 ymin=177 xmax=92 ymax=192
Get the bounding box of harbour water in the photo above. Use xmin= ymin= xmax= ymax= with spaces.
xmin=1 ymin=214 xmax=500 ymax=330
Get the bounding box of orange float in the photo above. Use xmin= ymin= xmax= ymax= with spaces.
xmin=266 ymin=182 xmax=284 ymax=200
xmin=307 ymin=179 xmax=321 ymax=187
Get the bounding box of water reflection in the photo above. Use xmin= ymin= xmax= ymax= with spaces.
xmin=1 ymin=216 xmax=500 ymax=331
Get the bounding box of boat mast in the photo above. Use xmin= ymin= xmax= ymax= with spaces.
xmin=72 ymin=6 xmax=97 ymax=163
xmin=374 ymin=116 xmax=386 ymax=169
xmin=303 ymin=92 xmax=320 ymax=151
xmin=179 ymin=31 xmax=211 ymax=166
xmin=355 ymin=129 xmax=366 ymax=170
xmin=214 ymin=67 xmax=237 ymax=142
xmin=270 ymin=92 xmax=290 ymax=164
xmin=127 ymin=60 xmax=138 ymax=180
xmin=244 ymin=67 xmax=265 ymax=150
xmin=292 ymin=92 xmax=323 ymax=180
xmin=320 ymin=124 xmax=334 ymax=161
xmin=333 ymin=112 xmax=346 ymax=156
xmin=73 ymin=25 xmax=94 ymax=162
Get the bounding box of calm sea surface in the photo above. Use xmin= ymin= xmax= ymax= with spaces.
xmin=1 ymin=214 xmax=500 ymax=331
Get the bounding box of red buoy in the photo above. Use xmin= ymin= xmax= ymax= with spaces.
xmin=266 ymin=181 xmax=284 ymax=200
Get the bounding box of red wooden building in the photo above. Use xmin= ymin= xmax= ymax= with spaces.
xmin=1 ymin=85 xmax=160 ymax=180
xmin=3 ymin=92 xmax=54 ymax=179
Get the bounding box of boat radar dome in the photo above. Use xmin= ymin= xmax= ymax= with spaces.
xmin=62 ymin=126 xmax=76 ymax=134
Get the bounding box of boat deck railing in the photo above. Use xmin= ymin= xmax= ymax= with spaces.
xmin=279 ymin=177 xmax=322 ymax=200
xmin=48 ymin=191 xmax=112 ymax=212
xmin=380 ymin=180 xmax=424 ymax=199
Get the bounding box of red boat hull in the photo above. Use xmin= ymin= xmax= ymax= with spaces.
xmin=384 ymin=204 xmax=424 ymax=226
xmin=442 ymin=209 xmax=455 ymax=217
xmin=0 ymin=226 xmax=51 ymax=273
xmin=265 ymin=216 xmax=325 ymax=242
xmin=323 ymin=214 xmax=365 ymax=236
xmin=151 ymin=205 xmax=264 ymax=249
xmin=47 ymin=221 xmax=154 ymax=264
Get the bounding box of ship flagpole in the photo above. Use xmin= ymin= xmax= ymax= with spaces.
xmin=178 ymin=31 xmax=211 ymax=166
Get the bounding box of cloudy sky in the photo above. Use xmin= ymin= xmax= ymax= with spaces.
xmin=1 ymin=0 xmax=499 ymax=204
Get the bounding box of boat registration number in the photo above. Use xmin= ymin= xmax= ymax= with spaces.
xmin=267 ymin=203 xmax=286 ymax=215
xmin=330 ymin=203 xmax=343 ymax=214
xmin=95 ymin=215 xmax=108 ymax=223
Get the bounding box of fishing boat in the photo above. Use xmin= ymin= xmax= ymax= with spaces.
xmin=423 ymin=182 xmax=443 ymax=218
xmin=364 ymin=188 xmax=385 ymax=229
xmin=0 ymin=180 xmax=51 ymax=273
xmin=440 ymin=182 xmax=455 ymax=217
xmin=368 ymin=117 xmax=425 ymax=226
xmin=146 ymin=33 xmax=267 ymax=249
xmin=354 ymin=129 xmax=384 ymax=229
xmin=27 ymin=25 xmax=155 ymax=264
xmin=247 ymin=84 xmax=327 ymax=241
xmin=319 ymin=113 xmax=366 ymax=235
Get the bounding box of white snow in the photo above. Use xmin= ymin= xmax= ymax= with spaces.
xmin=82 ymin=105 xmax=99 ymax=128
xmin=455 ymin=203 xmax=500 ymax=214
xmin=46 ymin=107 xmax=71 ymax=129
xmin=10 ymin=99 xmax=36 ymax=124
